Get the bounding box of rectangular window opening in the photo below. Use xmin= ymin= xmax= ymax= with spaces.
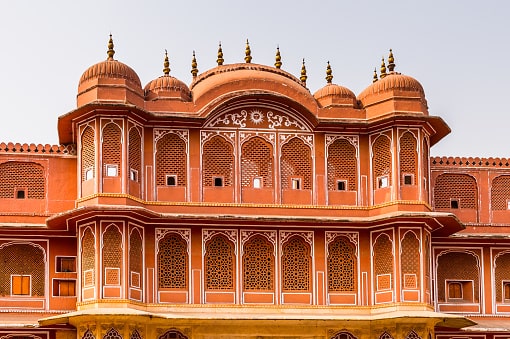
xmin=56 ymin=257 xmax=76 ymax=273
xmin=11 ymin=275 xmax=30 ymax=296
xmin=213 ymin=176 xmax=224 ymax=187
xmin=253 ymin=177 xmax=262 ymax=189
xmin=378 ymin=176 xmax=389 ymax=188
xmin=130 ymin=168 xmax=138 ymax=182
xmin=507 ymin=200 xmax=510 ymax=210
xmin=16 ymin=189 xmax=26 ymax=199
xmin=291 ymin=178 xmax=301 ymax=190
xmin=403 ymin=174 xmax=413 ymax=185
xmin=450 ymin=199 xmax=459 ymax=209
xmin=53 ymin=280 xmax=76 ymax=297
xmin=336 ymin=180 xmax=347 ymax=191
xmin=166 ymin=175 xmax=177 ymax=186
xmin=105 ymin=164 xmax=118 ymax=177
xmin=85 ymin=168 xmax=94 ymax=181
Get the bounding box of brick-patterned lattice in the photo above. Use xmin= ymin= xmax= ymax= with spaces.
xmin=0 ymin=162 xmax=45 ymax=199
xmin=399 ymin=132 xmax=417 ymax=185
xmin=374 ymin=235 xmax=393 ymax=290
xmin=81 ymin=126 xmax=95 ymax=181
xmin=159 ymin=330 xmax=187 ymax=339
xmin=433 ymin=174 xmax=477 ymax=209
xmin=103 ymin=226 xmax=122 ymax=285
xmin=495 ymin=252 xmax=510 ymax=302
xmin=102 ymin=123 xmax=122 ymax=176
xmin=205 ymin=235 xmax=235 ymax=290
xmin=405 ymin=330 xmax=421 ymax=339
xmin=327 ymin=139 xmax=357 ymax=191
xmin=327 ymin=236 xmax=356 ymax=292
xmin=372 ymin=135 xmax=392 ymax=187
xmin=158 ymin=233 xmax=188 ymax=289
xmin=83 ymin=330 xmax=95 ymax=339
xmin=130 ymin=330 xmax=142 ymax=339
xmin=103 ymin=328 xmax=122 ymax=339
xmin=243 ymin=235 xmax=274 ymax=290
xmin=423 ymin=139 xmax=429 ymax=184
xmin=280 ymin=138 xmax=312 ymax=189
xmin=436 ymin=251 xmax=479 ymax=302
xmin=82 ymin=228 xmax=95 ymax=287
xmin=241 ymin=137 xmax=274 ymax=188
xmin=331 ymin=332 xmax=357 ymax=339
xmin=282 ymin=236 xmax=311 ymax=291
xmin=129 ymin=129 xmax=142 ymax=181
xmin=491 ymin=175 xmax=510 ymax=210
xmin=0 ymin=244 xmax=45 ymax=296
xmin=129 ymin=229 xmax=143 ymax=288
xmin=425 ymin=236 xmax=430 ymax=292
xmin=203 ymin=136 xmax=234 ymax=187
xmin=156 ymin=133 xmax=187 ymax=186
xmin=401 ymin=232 xmax=420 ymax=289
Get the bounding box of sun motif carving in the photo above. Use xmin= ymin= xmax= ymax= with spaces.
xmin=249 ymin=110 xmax=264 ymax=125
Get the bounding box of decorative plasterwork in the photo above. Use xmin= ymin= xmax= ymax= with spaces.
xmin=203 ymin=229 xmax=238 ymax=252
xmin=279 ymin=230 xmax=313 ymax=247
xmin=240 ymin=230 xmax=277 ymax=256
xmin=154 ymin=129 xmax=189 ymax=143
xmin=156 ymin=228 xmax=191 ymax=245
xmin=325 ymin=134 xmax=359 ymax=158
xmin=279 ymin=133 xmax=314 ymax=148
xmin=325 ymin=231 xmax=359 ymax=255
xmin=239 ymin=131 xmax=276 ymax=147
xmin=200 ymin=130 xmax=236 ymax=148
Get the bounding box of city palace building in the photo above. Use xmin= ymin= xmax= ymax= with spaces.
xmin=0 ymin=35 xmax=509 ymax=339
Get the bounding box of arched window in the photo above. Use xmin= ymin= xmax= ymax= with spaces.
xmin=0 ymin=162 xmax=45 ymax=199
xmin=436 ymin=251 xmax=479 ymax=303
xmin=103 ymin=328 xmax=122 ymax=339
xmin=241 ymin=137 xmax=274 ymax=188
xmin=158 ymin=330 xmax=187 ymax=339
xmin=243 ymin=235 xmax=274 ymax=291
xmin=401 ymin=232 xmax=420 ymax=290
xmin=327 ymin=138 xmax=357 ymax=191
xmin=129 ymin=228 xmax=143 ymax=289
xmin=81 ymin=228 xmax=95 ymax=288
xmin=82 ymin=329 xmax=95 ymax=339
xmin=281 ymin=236 xmax=311 ymax=292
xmin=433 ymin=174 xmax=477 ymax=209
xmin=372 ymin=135 xmax=392 ymax=189
xmin=280 ymin=138 xmax=312 ymax=190
xmin=102 ymin=123 xmax=122 ymax=177
xmin=327 ymin=236 xmax=356 ymax=292
xmin=128 ymin=127 xmax=142 ymax=182
xmin=202 ymin=136 xmax=234 ymax=187
xmin=331 ymin=331 xmax=357 ymax=339
xmin=156 ymin=133 xmax=187 ymax=187
xmin=399 ymin=132 xmax=417 ymax=185
xmin=102 ymin=225 xmax=123 ymax=287
xmin=495 ymin=252 xmax=510 ymax=302
xmin=0 ymin=243 xmax=45 ymax=296
xmin=158 ymin=233 xmax=188 ymax=290
xmin=81 ymin=126 xmax=95 ymax=181
xmin=373 ymin=234 xmax=393 ymax=291
xmin=491 ymin=175 xmax=510 ymax=210
xmin=205 ymin=235 xmax=235 ymax=291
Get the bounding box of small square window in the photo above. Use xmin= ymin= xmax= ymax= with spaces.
xmin=507 ymin=200 xmax=510 ymax=210
xmin=11 ymin=275 xmax=30 ymax=296
xmin=130 ymin=168 xmax=138 ymax=182
xmin=253 ymin=177 xmax=262 ymax=189
xmin=85 ymin=168 xmax=94 ymax=180
xmin=403 ymin=174 xmax=413 ymax=185
xmin=291 ymin=178 xmax=301 ymax=190
xmin=56 ymin=257 xmax=76 ymax=273
xmin=105 ymin=164 xmax=118 ymax=177
xmin=336 ymin=180 xmax=347 ymax=191
xmin=378 ymin=176 xmax=389 ymax=188
xmin=213 ymin=177 xmax=224 ymax=187
xmin=166 ymin=175 xmax=177 ymax=186
xmin=16 ymin=189 xmax=25 ymax=199
xmin=450 ymin=199 xmax=459 ymax=209
xmin=53 ymin=280 xmax=76 ymax=297
xmin=504 ymin=281 xmax=510 ymax=301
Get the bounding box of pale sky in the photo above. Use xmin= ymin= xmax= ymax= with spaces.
xmin=0 ymin=0 xmax=508 ymax=157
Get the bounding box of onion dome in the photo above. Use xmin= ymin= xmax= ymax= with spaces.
xmin=313 ymin=62 xmax=356 ymax=107
xmin=144 ymin=50 xmax=191 ymax=102
xmin=358 ymin=50 xmax=427 ymax=114
xmin=78 ymin=35 xmax=142 ymax=93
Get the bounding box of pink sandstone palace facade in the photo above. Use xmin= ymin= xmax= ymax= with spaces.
xmin=0 ymin=36 xmax=509 ymax=339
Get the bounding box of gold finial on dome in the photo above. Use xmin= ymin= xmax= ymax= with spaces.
xmin=380 ymin=57 xmax=387 ymax=78
xmin=300 ymin=58 xmax=307 ymax=85
xmin=217 ymin=42 xmax=224 ymax=66
xmin=107 ymin=34 xmax=115 ymax=60
xmin=245 ymin=39 xmax=252 ymax=63
xmin=163 ymin=50 xmax=170 ymax=75
xmin=275 ymin=46 xmax=282 ymax=69
xmin=325 ymin=61 xmax=333 ymax=84
xmin=388 ymin=49 xmax=395 ymax=72
xmin=191 ymin=50 xmax=198 ymax=78
xmin=373 ymin=67 xmax=378 ymax=83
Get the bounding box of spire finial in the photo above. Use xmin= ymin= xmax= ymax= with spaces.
xmin=191 ymin=50 xmax=198 ymax=78
xmin=107 ymin=34 xmax=115 ymax=60
xmin=300 ymin=58 xmax=307 ymax=85
xmin=217 ymin=42 xmax=224 ymax=66
xmin=373 ymin=67 xmax=378 ymax=83
xmin=244 ymin=39 xmax=252 ymax=63
xmin=387 ymin=49 xmax=395 ymax=72
xmin=380 ymin=57 xmax=387 ymax=78
xmin=274 ymin=46 xmax=282 ymax=69
xmin=325 ymin=61 xmax=333 ymax=84
xmin=163 ymin=50 xmax=170 ymax=75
